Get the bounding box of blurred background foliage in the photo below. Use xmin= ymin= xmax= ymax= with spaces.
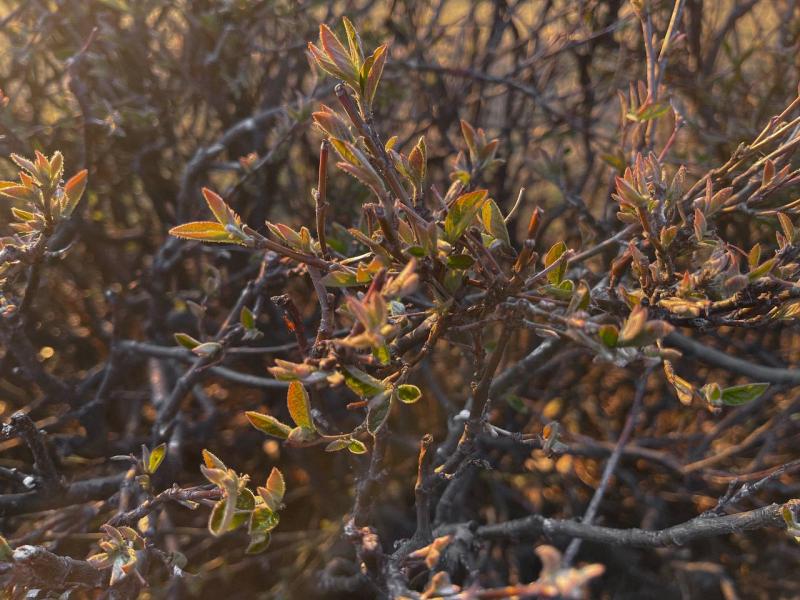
xmin=1 ymin=0 xmax=800 ymax=598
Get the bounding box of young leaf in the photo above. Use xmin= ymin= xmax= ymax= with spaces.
xmin=616 ymin=305 xmax=673 ymax=346
xmin=202 ymin=449 xmax=226 ymax=471
xmin=597 ymin=324 xmax=619 ymax=348
xmin=287 ymin=426 xmax=317 ymax=445
xmin=408 ymin=136 xmax=427 ymax=185
xmin=778 ymin=212 xmax=795 ymax=243
xmin=701 ymin=382 xmax=722 ymax=406
xmin=325 ymin=439 xmax=351 ymax=452
xmin=663 ymin=361 xmax=694 ymax=405
xmin=720 ymin=383 xmax=769 ymax=406
xmin=246 ymin=412 xmax=292 ymax=439
xmin=169 ymin=222 xmax=244 ymax=244
xmin=258 ymin=467 xmax=285 ymax=512
xmin=460 ymin=120 xmax=477 ymax=160
xmin=49 ymin=151 xmax=64 ymax=183
xmin=200 ymin=465 xmax=227 ymax=487
xmin=10 ymin=153 xmax=37 ymax=177
xmin=318 ymin=24 xmax=358 ymax=84
xmin=240 ymin=306 xmax=255 ymax=330
xmin=249 ymin=506 xmax=279 ymax=535
xmin=202 ymin=188 xmax=234 ymax=226
xmin=367 ymin=391 xmax=391 ymax=434
xmin=231 ymin=489 xmax=256 ymax=531
xmin=287 ymin=381 xmax=314 ymax=431
xmin=447 ymin=254 xmax=475 ymax=270
xmin=191 ymin=341 xmax=222 ymax=357
xmin=364 ymin=44 xmax=387 ymax=107
xmin=11 ymin=207 xmax=36 ymax=221
xmin=444 ymin=189 xmax=488 ymax=243
xmin=147 ymin=443 xmax=167 ymax=474
xmin=0 ymin=536 xmax=12 ymax=562
xmin=343 ymin=366 xmax=387 ymax=397
xmin=321 ymin=270 xmax=361 ymax=287
xmin=480 ymin=198 xmax=511 ymax=247
xmin=395 ymin=384 xmax=422 ymax=404
xmin=210 ymin=505 xmax=236 ymax=538
xmin=62 ymin=169 xmax=88 ymax=216
xmin=174 ymin=333 xmax=201 ymax=350
xmin=373 ymin=342 xmax=391 ymax=365
xmin=347 ymin=439 xmax=368 ymax=454
xmin=748 ymin=257 xmax=777 ymax=281
xmin=342 ymin=17 xmax=364 ymax=69
xmin=543 ymin=241 xmax=568 ymax=284
xmin=246 ymin=531 xmax=272 ymax=555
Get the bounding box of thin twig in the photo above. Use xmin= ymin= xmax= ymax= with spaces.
xmin=563 ymin=365 xmax=655 ymax=565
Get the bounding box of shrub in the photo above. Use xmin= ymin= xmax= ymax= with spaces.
xmin=1 ymin=2 xmax=800 ymax=598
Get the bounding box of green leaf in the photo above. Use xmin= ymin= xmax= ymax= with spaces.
xmin=258 ymin=467 xmax=285 ymax=512
xmin=325 ymin=439 xmax=350 ymax=452
xmin=210 ymin=488 xmax=255 ymax=535
xmin=447 ymin=254 xmax=475 ymax=270
xmin=245 ymin=531 xmax=271 ymax=555
xmin=629 ymin=102 xmax=670 ymax=122
xmin=367 ymin=391 xmax=391 ymax=434
xmin=542 ymin=279 xmax=574 ymax=300
xmin=480 ymin=198 xmax=511 ymax=247
xmin=245 ymin=412 xmax=292 ymax=439
xmin=748 ymin=258 xmax=777 ymax=281
xmin=721 ymin=383 xmax=769 ymax=406
xmin=597 ymin=325 xmax=619 ymax=348
xmin=543 ymin=241 xmax=568 ymax=284
xmin=235 ymin=487 xmax=256 ymax=511
xmin=208 ymin=500 xmax=228 ymax=536
xmin=444 ymin=189 xmax=488 ymax=243
xmin=347 ymin=439 xmax=368 ymax=454
xmin=395 ymin=384 xmax=422 ymax=404
xmin=11 ymin=207 xmax=36 ymax=221
xmin=249 ymin=506 xmax=280 ymax=535
xmin=147 ymin=443 xmax=166 ymax=474
xmin=240 ymin=306 xmax=255 ymax=329
xmin=174 ymin=332 xmax=200 ymax=350
xmin=0 ymin=536 xmax=12 ymax=562
xmin=287 ymin=381 xmax=314 ymax=431
xmin=373 ymin=342 xmax=391 ymax=365
xmin=506 ymin=394 xmax=528 ymax=413
xmin=321 ymin=270 xmax=361 ymax=287
xmin=343 ymin=366 xmax=387 ymax=397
